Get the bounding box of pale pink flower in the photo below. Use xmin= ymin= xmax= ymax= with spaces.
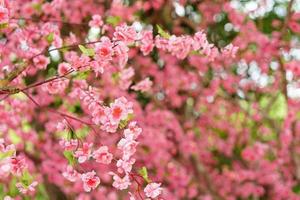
xmin=140 ymin=30 xmax=154 ymax=55
xmin=63 ymin=165 xmax=80 ymax=182
xmin=81 ymin=171 xmax=100 ymax=192
xmin=43 ymin=79 xmax=69 ymax=94
xmin=124 ymin=121 xmax=142 ymax=140
xmin=16 ymin=181 xmax=38 ymax=195
xmin=144 ymin=182 xmax=162 ymax=198
xmin=117 ymin=137 xmax=138 ymax=160
xmin=74 ymin=143 xmax=92 ymax=163
xmin=131 ymin=77 xmax=153 ymax=92
xmin=33 ymin=55 xmax=50 ymax=70
xmin=93 ymin=146 xmax=113 ymax=164
xmin=116 ymin=158 xmax=135 ymax=173
xmin=113 ymin=24 xmax=137 ymax=44
xmin=108 ymin=97 xmax=133 ymax=124
xmin=59 ymin=139 xmax=78 ymax=151
xmin=89 ymin=15 xmax=103 ymax=28
xmin=109 ymin=172 xmax=131 ymax=190
xmin=95 ymin=37 xmax=114 ymax=61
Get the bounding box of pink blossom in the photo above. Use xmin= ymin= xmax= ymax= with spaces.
xmin=81 ymin=171 xmax=100 ymax=192
xmin=108 ymin=97 xmax=133 ymax=124
xmin=116 ymin=158 xmax=135 ymax=173
xmin=59 ymin=139 xmax=78 ymax=151
xmin=131 ymin=77 xmax=153 ymax=92
xmin=33 ymin=55 xmax=50 ymax=70
xmin=92 ymin=146 xmax=113 ymax=164
xmin=109 ymin=172 xmax=131 ymax=190
xmin=0 ymin=6 xmax=8 ymax=24
xmin=89 ymin=15 xmax=103 ymax=28
xmin=63 ymin=165 xmax=80 ymax=182
xmin=113 ymin=24 xmax=138 ymax=44
xmin=144 ymin=182 xmax=162 ymax=198
xmin=74 ymin=143 xmax=92 ymax=163
xmin=58 ymin=62 xmax=72 ymax=76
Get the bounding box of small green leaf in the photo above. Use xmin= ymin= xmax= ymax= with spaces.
xmin=293 ymin=184 xmax=300 ymax=194
xmin=118 ymin=113 xmax=134 ymax=129
xmin=46 ymin=33 xmax=54 ymax=43
xmin=106 ymin=16 xmax=121 ymax=26
xmin=156 ymin=25 xmax=171 ymax=39
xmin=78 ymin=45 xmax=95 ymax=57
xmin=138 ymin=166 xmax=151 ymax=183
xmin=63 ymin=151 xmax=76 ymax=165
xmin=0 ymin=23 xmax=8 ymax=30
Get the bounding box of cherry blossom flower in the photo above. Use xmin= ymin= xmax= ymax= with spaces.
xmin=131 ymin=77 xmax=153 ymax=92
xmin=92 ymin=146 xmax=113 ymax=164
xmin=33 ymin=55 xmax=50 ymax=70
xmin=16 ymin=181 xmax=38 ymax=195
xmin=74 ymin=143 xmax=92 ymax=163
xmin=81 ymin=171 xmax=100 ymax=192
xmin=144 ymin=182 xmax=163 ymax=198
xmin=89 ymin=15 xmax=103 ymax=28
xmin=62 ymin=165 xmax=80 ymax=182
xmin=109 ymin=172 xmax=131 ymax=190
xmin=0 ymin=6 xmax=9 ymax=24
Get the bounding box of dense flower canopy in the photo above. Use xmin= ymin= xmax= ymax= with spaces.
xmin=1 ymin=0 xmax=300 ymax=199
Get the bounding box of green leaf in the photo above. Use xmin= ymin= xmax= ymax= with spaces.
xmin=138 ymin=166 xmax=151 ymax=183
xmin=293 ymin=184 xmax=300 ymax=194
xmin=118 ymin=113 xmax=134 ymax=129
xmin=0 ymin=150 xmax=15 ymax=160
xmin=63 ymin=151 xmax=76 ymax=165
xmin=268 ymin=93 xmax=287 ymax=120
xmin=78 ymin=45 xmax=95 ymax=57
xmin=106 ymin=16 xmax=121 ymax=26
xmin=21 ymin=170 xmax=33 ymax=186
xmin=156 ymin=25 xmax=171 ymax=39
xmin=73 ymin=70 xmax=90 ymax=80
xmin=0 ymin=23 xmax=8 ymax=30
xmin=46 ymin=33 xmax=54 ymax=43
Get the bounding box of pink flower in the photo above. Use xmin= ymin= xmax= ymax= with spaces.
xmin=33 ymin=55 xmax=50 ymax=70
xmin=74 ymin=143 xmax=92 ymax=163
xmin=124 ymin=121 xmax=142 ymax=140
xmin=58 ymin=62 xmax=72 ymax=76
xmin=0 ymin=6 xmax=9 ymax=24
xmin=144 ymin=182 xmax=162 ymax=198
xmin=63 ymin=165 xmax=80 ymax=182
xmin=108 ymin=97 xmax=133 ymax=124
xmin=131 ymin=77 xmax=153 ymax=92
xmin=92 ymin=146 xmax=113 ymax=164
xmin=81 ymin=171 xmax=100 ymax=192
xmin=117 ymin=137 xmax=138 ymax=160
xmin=59 ymin=139 xmax=78 ymax=151
xmin=89 ymin=15 xmax=103 ymax=28
xmin=113 ymin=24 xmax=137 ymax=44
xmin=16 ymin=181 xmax=38 ymax=195
xmin=116 ymin=158 xmax=135 ymax=173
xmin=43 ymin=79 xmax=69 ymax=94
xmin=139 ymin=30 xmax=154 ymax=55
xmin=109 ymin=172 xmax=131 ymax=190
xmin=95 ymin=37 xmax=113 ymax=61
xmin=10 ymin=156 xmax=27 ymax=176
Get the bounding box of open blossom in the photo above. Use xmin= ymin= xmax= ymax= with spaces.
xmin=58 ymin=62 xmax=72 ymax=76
xmin=110 ymin=172 xmax=131 ymax=190
xmin=119 ymin=67 xmax=135 ymax=90
xmin=16 ymin=181 xmax=38 ymax=195
xmin=10 ymin=156 xmax=27 ymax=176
xmin=113 ymin=24 xmax=138 ymax=44
xmin=0 ymin=6 xmax=9 ymax=24
xmin=117 ymin=137 xmax=138 ymax=160
xmin=89 ymin=14 xmax=103 ymax=28
xmin=81 ymin=171 xmax=100 ymax=192
xmin=139 ymin=30 xmax=154 ymax=55
xmin=63 ymin=165 xmax=80 ymax=182
xmin=74 ymin=143 xmax=92 ymax=163
xmin=33 ymin=55 xmax=50 ymax=70
xmin=116 ymin=158 xmax=135 ymax=173
xmin=124 ymin=121 xmax=142 ymax=140
xmin=108 ymin=97 xmax=133 ymax=124
xmin=59 ymin=139 xmax=78 ymax=151
xmin=131 ymin=77 xmax=153 ymax=92
xmin=95 ymin=37 xmax=114 ymax=61
xmin=144 ymin=183 xmax=163 ymax=198
xmin=92 ymin=146 xmax=113 ymax=164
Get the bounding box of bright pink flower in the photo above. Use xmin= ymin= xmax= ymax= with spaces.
xmin=92 ymin=146 xmax=113 ymax=164
xmin=58 ymin=62 xmax=72 ymax=76
xmin=43 ymin=79 xmax=69 ymax=94
xmin=113 ymin=24 xmax=137 ymax=44
xmin=131 ymin=77 xmax=153 ymax=92
xmin=81 ymin=171 xmax=100 ymax=192
xmin=109 ymin=172 xmax=131 ymax=190
xmin=95 ymin=37 xmax=114 ymax=61
xmin=117 ymin=137 xmax=138 ymax=160
xmin=139 ymin=30 xmax=154 ymax=55
xmin=144 ymin=182 xmax=162 ymax=198
xmin=63 ymin=165 xmax=80 ymax=182
xmin=108 ymin=97 xmax=133 ymax=124
xmin=0 ymin=6 xmax=8 ymax=24
xmin=74 ymin=143 xmax=92 ymax=163
xmin=89 ymin=15 xmax=103 ymax=28
xmin=33 ymin=55 xmax=50 ymax=70
xmin=10 ymin=156 xmax=27 ymax=176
